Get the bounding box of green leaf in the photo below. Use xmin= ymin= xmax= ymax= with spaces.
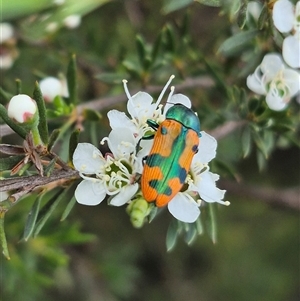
xmin=23 ymin=194 xmax=42 ymax=241
xmin=47 ymin=129 xmax=61 ymax=152
xmin=258 ymin=3 xmax=269 ymax=30
xmin=66 ymin=54 xmax=77 ymax=105
xmin=166 ymin=219 xmax=179 ymax=252
xmin=0 ymin=104 xmax=28 ymax=139
xmin=0 ymin=212 xmax=10 ymax=260
xmin=136 ymin=35 xmax=147 ymax=69
xmin=15 ymin=79 xmax=22 ymax=94
xmin=148 ymin=204 xmax=158 ymax=223
xmin=162 ymin=0 xmax=193 ymax=14
xmin=44 ymin=158 xmax=57 ymax=176
xmin=252 ymin=130 xmax=268 ymax=159
xmin=151 ymin=31 xmax=163 ymax=63
xmin=33 ymin=82 xmax=49 ymax=145
xmin=256 ymin=149 xmax=267 ymax=171
xmin=68 ymin=128 xmax=80 ymax=164
xmin=241 ymin=126 xmax=252 ymax=158
xmin=195 ymin=0 xmax=221 ymax=7
xmin=19 ymin=0 xmax=111 ymax=40
xmin=60 ymin=196 xmax=77 ymax=221
xmin=237 ymin=1 xmax=248 ymax=29
xmin=164 ymin=25 xmax=176 ymax=53
xmin=184 ymin=223 xmax=197 ymax=245
xmin=206 ymin=203 xmax=217 ymax=244
xmin=0 ymin=155 xmax=24 ymax=171
xmin=34 ymin=187 xmax=72 ymax=237
xmin=218 ymin=29 xmax=258 ymax=56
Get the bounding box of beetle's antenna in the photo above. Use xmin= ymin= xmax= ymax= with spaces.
xmin=155 ymin=75 xmax=175 ymax=107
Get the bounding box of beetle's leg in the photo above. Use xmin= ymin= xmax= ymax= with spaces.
xmin=147 ymin=119 xmax=159 ymax=131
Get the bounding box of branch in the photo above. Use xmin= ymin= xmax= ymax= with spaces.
xmin=221 ymin=179 xmax=300 ymax=211
xmin=0 ymin=168 xmax=79 ymax=203
xmin=207 ymin=120 xmax=247 ymax=140
xmin=1 ymin=76 xmax=213 ymax=137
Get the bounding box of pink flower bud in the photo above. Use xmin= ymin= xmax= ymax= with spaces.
xmin=7 ymin=94 xmax=37 ymax=123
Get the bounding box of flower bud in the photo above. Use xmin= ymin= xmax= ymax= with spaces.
xmin=0 ymin=23 xmax=14 ymax=43
xmin=63 ymin=15 xmax=81 ymax=29
xmin=39 ymin=76 xmax=69 ymax=102
xmin=7 ymin=94 xmax=37 ymax=123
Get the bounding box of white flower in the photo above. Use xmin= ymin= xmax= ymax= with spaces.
xmin=7 ymin=94 xmax=37 ymax=123
xmin=63 ymin=15 xmax=81 ymax=29
xmin=273 ymin=0 xmax=300 ymax=68
xmin=0 ymin=23 xmax=14 ymax=43
xmin=107 ymin=75 xmax=191 ymax=140
xmin=73 ymin=128 xmax=140 ymax=207
xmin=167 ymin=132 xmax=229 ymax=223
xmin=247 ymin=53 xmax=300 ymax=110
xmin=39 ymin=76 xmax=69 ymax=102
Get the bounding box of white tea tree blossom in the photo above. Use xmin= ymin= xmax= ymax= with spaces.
xmin=168 ymin=131 xmax=229 ymax=223
xmin=247 ymin=53 xmax=300 ymax=110
xmin=73 ymin=128 xmax=141 ymax=207
xmin=272 ymin=0 xmax=300 ymax=68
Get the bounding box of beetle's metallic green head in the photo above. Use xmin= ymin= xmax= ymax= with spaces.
xmin=166 ymin=103 xmax=201 ymax=134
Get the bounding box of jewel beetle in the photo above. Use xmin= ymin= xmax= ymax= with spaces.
xmin=141 ymin=103 xmax=201 ymax=207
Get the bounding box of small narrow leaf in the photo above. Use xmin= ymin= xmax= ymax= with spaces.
xmin=23 ymin=194 xmax=42 ymax=241
xmin=195 ymin=0 xmax=221 ymax=7
xmin=237 ymin=1 xmax=248 ymax=29
xmin=44 ymin=158 xmax=57 ymax=176
xmin=164 ymin=25 xmax=176 ymax=53
xmin=0 ymin=104 xmax=28 ymax=139
xmin=162 ymin=0 xmax=193 ymax=14
xmin=33 ymin=82 xmax=48 ymax=144
xmin=218 ymin=29 xmax=258 ymax=56
xmin=66 ymin=54 xmax=77 ymax=105
xmin=151 ymin=31 xmax=163 ymax=63
xmin=15 ymin=79 xmax=22 ymax=94
xmin=0 ymin=155 xmax=24 ymax=171
xmin=166 ymin=219 xmax=179 ymax=252
xmin=136 ymin=35 xmax=147 ymax=69
xmin=0 ymin=213 xmax=10 ymax=260
xmin=34 ymin=187 xmax=71 ymax=237
xmin=184 ymin=223 xmax=197 ymax=245
xmin=47 ymin=129 xmax=61 ymax=151
xmin=241 ymin=126 xmax=252 ymax=158
xmin=206 ymin=203 xmax=217 ymax=244
xmin=258 ymin=3 xmax=269 ymax=30
xmin=61 ymin=196 xmax=77 ymax=221
xmin=252 ymin=131 xmax=268 ymax=159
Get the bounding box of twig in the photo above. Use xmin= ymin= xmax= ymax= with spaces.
xmin=207 ymin=120 xmax=247 ymax=140
xmin=221 ymin=179 xmax=300 ymax=211
xmin=0 ymin=76 xmax=213 ymax=137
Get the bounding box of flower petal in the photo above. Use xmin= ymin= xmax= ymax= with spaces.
xmin=75 ymin=180 xmax=106 ymax=205
xmin=282 ymin=35 xmax=300 ymax=68
xmin=107 ymin=110 xmax=136 ymax=132
xmin=272 ymin=0 xmax=294 ymax=33
xmin=246 ymin=70 xmax=266 ymax=95
xmin=168 ymin=193 xmax=200 ymax=223
xmin=109 ymin=183 xmax=139 ymax=206
xmin=266 ymin=92 xmax=288 ymax=111
xmin=73 ymin=143 xmax=105 ymax=174
xmin=127 ymin=91 xmax=154 ymax=118
xmin=196 ymin=171 xmax=226 ymax=204
xmin=165 ymin=94 xmax=192 ymax=112
xmin=193 ymin=131 xmax=217 ymax=164
xmin=107 ymin=128 xmax=136 ymax=157
xmin=282 ymin=68 xmax=300 ymax=96
xmin=260 ymin=53 xmax=284 ymax=77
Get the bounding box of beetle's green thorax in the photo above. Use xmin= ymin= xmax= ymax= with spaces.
xmin=166 ymin=104 xmax=201 ymax=134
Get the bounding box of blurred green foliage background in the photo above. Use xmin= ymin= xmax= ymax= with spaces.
xmin=0 ymin=0 xmax=299 ymax=301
